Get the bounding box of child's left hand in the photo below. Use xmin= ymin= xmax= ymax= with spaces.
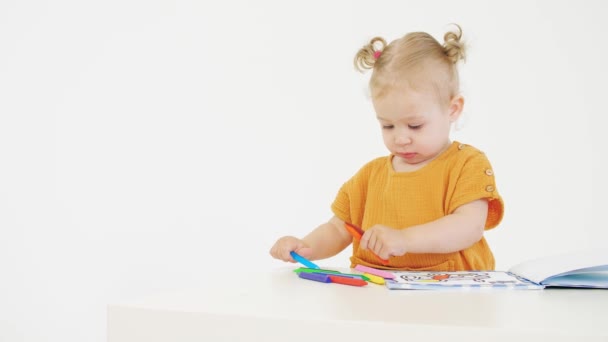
xmin=359 ymin=224 xmax=407 ymax=259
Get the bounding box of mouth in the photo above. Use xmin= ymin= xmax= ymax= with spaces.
xmin=397 ymin=152 xmax=417 ymax=159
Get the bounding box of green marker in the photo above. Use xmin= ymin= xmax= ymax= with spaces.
xmin=293 ymin=267 xmax=370 ymax=281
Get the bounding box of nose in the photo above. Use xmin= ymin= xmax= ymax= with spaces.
xmin=394 ymin=129 xmax=412 ymax=145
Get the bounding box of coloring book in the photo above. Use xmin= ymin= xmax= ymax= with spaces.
xmin=385 ymin=249 xmax=607 ymax=290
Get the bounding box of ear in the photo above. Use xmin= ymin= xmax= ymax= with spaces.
xmin=448 ymin=95 xmax=464 ymax=123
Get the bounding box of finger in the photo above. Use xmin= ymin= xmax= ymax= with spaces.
xmin=270 ymin=244 xmax=279 ymax=259
xmin=378 ymin=245 xmax=391 ymax=260
xmin=372 ymin=239 xmax=383 ymax=257
xmin=274 ymin=237 xmax=296 ymax=262
xmin=282 ymin=248 xmax=297 ymax=262
xmin=295 ymin=247 xmax=313 ymax=259
xmin=288 ymin=240 xmax=309 ymax=261
xmin=360 ymin=231 xmax=370 ymax=250
xmin=368 ymin=231 xmax=378 ymax=253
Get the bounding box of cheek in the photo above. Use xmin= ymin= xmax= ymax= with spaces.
xmin=381 ymin=131 xmax=393 ymax=145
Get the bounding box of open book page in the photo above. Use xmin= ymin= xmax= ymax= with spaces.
xmin=507 ymin=249 xmax=608 ymax=285
xmin=542 ymin=265 xmax=608 ymax=288
xmin=386 ymin=271 xmax=543 ymax=290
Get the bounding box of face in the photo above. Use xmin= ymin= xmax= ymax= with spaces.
xmin=372 ymin=85 xmax=463 ymax=169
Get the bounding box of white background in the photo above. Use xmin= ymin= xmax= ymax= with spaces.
xmin=1 ymin=1 xmax=606 ymax=341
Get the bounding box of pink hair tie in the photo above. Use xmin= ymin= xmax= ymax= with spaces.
xmin=373 ymin=51 xmax=382 ymax=59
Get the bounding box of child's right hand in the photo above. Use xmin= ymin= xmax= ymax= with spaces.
xmin=269 ymin=236 xmax=313 ymax=263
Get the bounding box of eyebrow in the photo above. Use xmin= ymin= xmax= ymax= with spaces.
xmin=376 ymin=115 xmax=423 ymax=121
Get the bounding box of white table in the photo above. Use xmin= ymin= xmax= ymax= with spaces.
xmin=107 ymin=267 xmax=608 ymax=342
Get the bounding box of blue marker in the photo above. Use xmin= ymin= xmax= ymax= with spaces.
xmin=290 ymin=251 xmax=320 ymax=269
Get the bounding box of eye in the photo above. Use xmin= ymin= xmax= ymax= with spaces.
xmin=408 ymin=124 xmax=423 ymax=130
xmin=382 ymin=125 xmax=394 ymax=130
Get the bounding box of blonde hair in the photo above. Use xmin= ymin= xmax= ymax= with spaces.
xmin=354 ymin=24 xmax=466 ymax=103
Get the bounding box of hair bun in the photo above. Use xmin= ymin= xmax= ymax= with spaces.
xmin=354 ymin=37 xmax=387 ymax=72
xmin=443 ymin=24 xmax=465 ymax=64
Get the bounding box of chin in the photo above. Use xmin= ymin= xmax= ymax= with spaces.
xmin=394 ymin=155 xmax=422 ymax=165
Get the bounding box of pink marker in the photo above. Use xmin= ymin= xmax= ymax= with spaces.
xmin=354 ymin=265 xmax=395 ymax=279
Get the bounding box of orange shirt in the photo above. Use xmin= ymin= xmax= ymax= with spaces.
xmin=331 ymin=141 xmax=504 ymax=271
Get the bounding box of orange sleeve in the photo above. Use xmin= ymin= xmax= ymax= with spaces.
xmin=330 ymin=161 xmax=374 ymax=226
xmin=448 ymin=152 xmax=504 ymax=229
xmin=331 ymin=179 xmax=353 ymax=225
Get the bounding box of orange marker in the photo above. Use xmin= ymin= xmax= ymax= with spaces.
xmin=344 ymin=222 xmax=390 ymax=266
